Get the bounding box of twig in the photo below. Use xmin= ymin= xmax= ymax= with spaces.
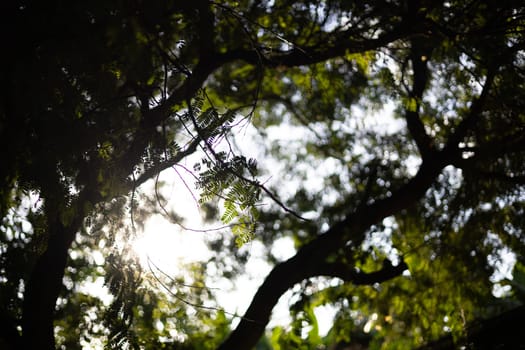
xmin=146 ymin=257 xmax=263 ymax=324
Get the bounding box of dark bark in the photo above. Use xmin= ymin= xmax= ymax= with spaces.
xmin=313 ymin=260 xmax=408 ymax=284
xmin=405 ymin=37 xmax=435 ymax=159
xmin=21 ymin=218 xmax=77 ymax=350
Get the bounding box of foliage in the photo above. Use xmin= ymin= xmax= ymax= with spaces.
xmin=1 ymin=1 xmax=525 ymax=350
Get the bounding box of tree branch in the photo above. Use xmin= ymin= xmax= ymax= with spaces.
xmin=443 ymin=69 xmax=495 ymax=153
xmin=112 ymin=16 xmax=421 ymax=191
xmin=405 ymin=37 xmax=435 ymax=159
xmin=217 ymin=56 xmax=498 ymax=349
xmin=215 ymin=22 xmax=414 ymax=68
xmin=132 ymin=136 xmax=202 ymax=190
xmin=312 ymin=259 xmax=408 ymax=284
xmin=218 ymin=155 xmax=447 ymax=350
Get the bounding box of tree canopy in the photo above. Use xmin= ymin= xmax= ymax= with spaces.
xmin=1 ymin=1 xmax=525 ymax=349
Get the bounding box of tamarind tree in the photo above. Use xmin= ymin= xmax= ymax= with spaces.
xmin=1 ymin=1 xmax=524 ymax=349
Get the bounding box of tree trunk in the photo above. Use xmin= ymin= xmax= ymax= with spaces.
xmin=21 ymin=219 xmax=76 ymax=350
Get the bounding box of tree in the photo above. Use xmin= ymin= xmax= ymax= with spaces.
xmin=1 ymin=1 xmax=524 ymax=349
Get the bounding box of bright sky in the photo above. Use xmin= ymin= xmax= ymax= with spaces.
xmin=129 ymin=173 xmax=314 ymax=333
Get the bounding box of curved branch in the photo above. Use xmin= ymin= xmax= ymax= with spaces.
xmin=218 ymin=53 xmax=498 ymax=349
xmin=443 ymin=69 xmax=495 ymax=152
xmin=218 ymin=156 xmax=447 ymax=350
xmin=405 ymin=37 xmax=435 ymax=159
xmin=215 ymin=22 xmax=414 ymax=68
xmin=312 ymin=259 xmax=408 ymax=285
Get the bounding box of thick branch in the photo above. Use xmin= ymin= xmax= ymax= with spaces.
xmin=443 ymin=69 xmax=495 ymax=152
xmin=218 ymin=157 xmax=447 ymax=350
xmin=405 ymin=37 xmax=435 ymax=159
xmin=218 ymin=57 xmax=497 ymax=348
xmin=313 ymin=260 xmax=408 ymax=285
xmin=215 ymin=23 xmax=413 ymax=68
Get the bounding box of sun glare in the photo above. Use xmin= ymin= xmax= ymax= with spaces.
xmin=131 ymin=215 xmax=211 ymax=273
xmin=129 ymin=164 xmax=213 ymax=271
